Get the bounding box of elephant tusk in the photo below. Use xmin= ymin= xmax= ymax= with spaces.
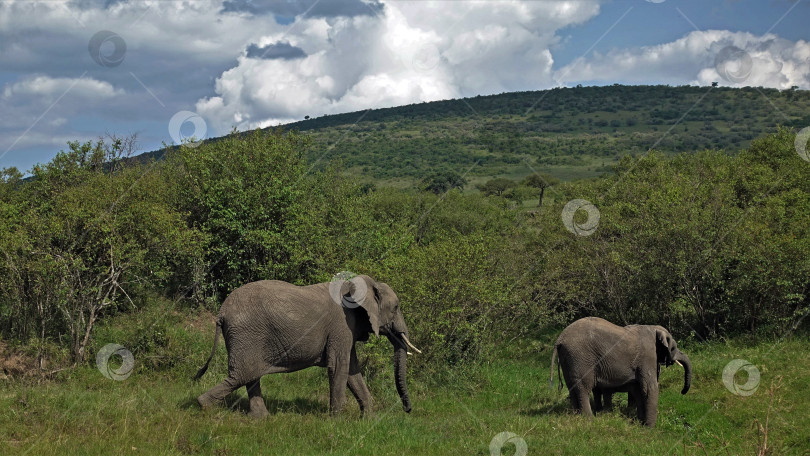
xmin=407 ymin=351 xmax=413 ymax=356
xmin=401 ymin=334 xmax=422 ymax=354
xmin=675 ymin=360 xmax=683 ymax=367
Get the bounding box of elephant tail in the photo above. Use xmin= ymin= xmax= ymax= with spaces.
xmin=193 ymin=319 xmax=222 ymax=381
xmin=549 ymin=344 xmax=558 ymax=390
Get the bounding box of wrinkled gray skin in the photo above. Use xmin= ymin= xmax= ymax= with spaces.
xmin=549 ymin=317 xmax=692 ymax=427
xmin=594 ymin=362 xmax=660 ymax=412
xmin=194 ymin=275 xmax=416 ymax=418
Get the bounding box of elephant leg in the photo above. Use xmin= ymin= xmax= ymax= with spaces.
xmin=593 ymin=388 xmax=604 ymax=412
xmin=198 ymin=376 xmax=241 ymax=409
xmin=568 ymin=384 xmax=593 ymax=417
xmin=642 ymin=389 xmax=659 ymax=428
xmin=327 ymin=352 xmax=350 ymax=415
xmin=603 ymin=391 xmax=614 ymax=410
xmin=635 ymin=380 xmax=658 ymax=427
xmin=560 ymin=359 xmax=593 ymax=416
xmin=630 ymin=387 xmax=644 ymax=422
xmin=246 ymin=379 xmax=269 ymax=418
xmin=347 ymin=374 xmax=372 ymax=416
xmin=347 ymin=348 xmax=372 ymax=416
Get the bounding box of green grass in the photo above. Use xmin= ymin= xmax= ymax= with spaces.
xmin=1 ymin=309 xmax=808 ymax=455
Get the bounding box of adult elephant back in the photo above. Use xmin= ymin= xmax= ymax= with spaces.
xmin=194 ymin=275 xmax=421 ymax=417
xmin=549 ymin=317 xmax=691 ymax=427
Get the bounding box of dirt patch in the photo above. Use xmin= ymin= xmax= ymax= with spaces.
xmin=0 ymin=341 xmax=39 ymax=379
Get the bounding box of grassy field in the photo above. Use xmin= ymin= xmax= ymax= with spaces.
xmin=1 ymin=306 xmax=808 ymax=455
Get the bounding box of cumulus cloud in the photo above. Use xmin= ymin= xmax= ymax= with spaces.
xmin=196 ymin=0 xmax=602 ymax=132
xmin=555 ymin=30 xmax=810 ymax=89
xmin=3 ymin=75 xmax=123 ymax=100
xmin=0 ymin=0 xmax=288 ymax=169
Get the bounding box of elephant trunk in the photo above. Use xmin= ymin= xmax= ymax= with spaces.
xmin=675 ymin=351 xmax=692 ymax=395
xmin=393 ymin=343 xmax=412 ymax=413
xmin=389 ymin=313 xmax=412 ymax=413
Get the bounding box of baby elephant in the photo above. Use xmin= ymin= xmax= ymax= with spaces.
xmin=549 ymin=317 xmax=691 ymax=427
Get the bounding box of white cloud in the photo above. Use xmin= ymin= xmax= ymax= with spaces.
xmin=3 ymin=75 xmax=123 ymax=100
xmin=556 ymin=30 xmax=810 ymax=89
xmin=196 ymin=0 xmax=603 ymax=133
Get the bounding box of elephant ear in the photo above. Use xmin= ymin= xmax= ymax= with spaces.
xmin=655 ymin=328 xmax=675 ymax=362
xmin=341 ymin=275 xmax=380 ymax=336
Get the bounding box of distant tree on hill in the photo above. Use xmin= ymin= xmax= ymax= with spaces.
xmin=522 ymin=172 xmax=560 ymax=206
xmin=477 ymin=178 xmax=515 ymax=196
xmin=421 ymin=170 xmax=468 ymax=194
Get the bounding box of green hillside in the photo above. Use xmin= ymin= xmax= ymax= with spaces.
xmin=282 ymin=84 xmax=810 ymax=184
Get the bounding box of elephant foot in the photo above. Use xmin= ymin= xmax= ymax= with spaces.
xmin=248 ymin=396 xmax=269 ymax=419
xmin=247 ymin=408 xmax=269 ymax=419
xmin=197 ymin=393 xmax=218 ymax=409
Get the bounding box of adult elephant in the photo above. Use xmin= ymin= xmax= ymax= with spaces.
xmin=194 ymin=274 xmax=421 ymax=418
xmin=549 ymin=317 xmax=691 ymax=427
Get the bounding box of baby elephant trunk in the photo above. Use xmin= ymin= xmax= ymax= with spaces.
xmin=674 ymin=351 xmax=692 ymax=395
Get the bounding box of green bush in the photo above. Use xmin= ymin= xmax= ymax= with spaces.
xmin=2 ymin=127 xmax=808 ymax=375
xmin=531 ymin=128 xmax=810 ymax=338
xmin=0 ymin=138 xmax=201 ymax=362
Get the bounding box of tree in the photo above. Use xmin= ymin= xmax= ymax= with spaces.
xmin=421 ymin=170 xmax=467 ymax=194
xmin=522 ymin=173 xmax=560 ymax=206
xmin=168 ymin=129 xmax=306 ymax=296
xmin=477 ymin=178 xmax=515 ymax=196
xmin=0 ymin=136 xmax=201 ymax=363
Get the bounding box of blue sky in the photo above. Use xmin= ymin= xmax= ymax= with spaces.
xmin=0 ymin=0 xmax=808 ymax=173
xmin=561 ymin=0 xmax=807 ymax=65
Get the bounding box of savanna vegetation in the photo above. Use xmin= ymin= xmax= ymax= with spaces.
xmin=1 ymin=85 xmax=809 ymax=454
xmin=288 ymin=84 xmax=810 ymax=184
xmin=135 ymin=85 xmax=810 ymax=185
